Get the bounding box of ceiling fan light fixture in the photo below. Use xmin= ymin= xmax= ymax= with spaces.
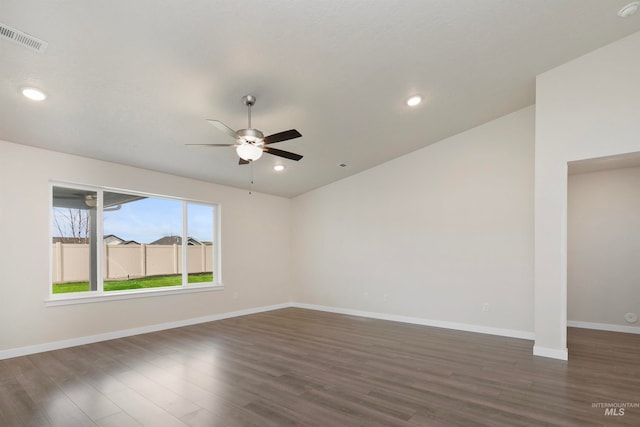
xmin=236 ymin=143 xmax=263 ymax=161
xmin=84 ymin=194 xmax=97 ymax=207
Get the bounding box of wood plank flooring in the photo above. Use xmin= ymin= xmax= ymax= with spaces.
xmin=1 ymin=308 xmax=639 ymax=426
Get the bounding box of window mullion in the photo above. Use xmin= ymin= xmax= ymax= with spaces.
xmin=215 ymin=205 xmax=220 ymax=285
xmin=182 ymin=201 xmax=188 ymax=286
xmin=97 ymin=189 xmax=104 ymax=294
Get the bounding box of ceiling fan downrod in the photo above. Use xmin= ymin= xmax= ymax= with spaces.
xmin=243 ymin=95 xmax=256 ymax=129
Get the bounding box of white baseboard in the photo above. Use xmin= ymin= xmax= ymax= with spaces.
xmin=0 ymin=303 xmax=290 ymax=360
xmin=568 ymin=320 xmax=640 ymax=334
xmin=291 ymin=303 xmax=535 ymax=340
xmin=533 ymin=345 xmax=568 ymax=360
xmin=0 ymin=301 xmax=542 ymax=361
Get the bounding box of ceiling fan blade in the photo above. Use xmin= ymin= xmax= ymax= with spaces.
xmin=207 ymin=119 xmax=238 ymax=140
xmin=239 ymin=158 xmax=250 ymax=165
xmin=263 ymin=129 xmax=302 ymax=145
xmin=263 ymin=147 xmax=303 ymax=161
xmin=185 ymin=143 xmax=238 ymax=147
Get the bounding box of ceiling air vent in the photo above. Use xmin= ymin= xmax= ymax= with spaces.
xmin=0 ymin=23 xmax=48 ymax=53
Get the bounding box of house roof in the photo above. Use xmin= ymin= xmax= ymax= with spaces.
xmin=104 ymin=235 xmax=140 ymax=245
xmin=52 ymin=237 xmax=88 ymax=244
xmin=53 ymin=235 xmax=141 ymax=245
xmin=149 ymin=236 xmax=204 ymax=246
xmin=3 ymin=2 xmax=640 ymax=197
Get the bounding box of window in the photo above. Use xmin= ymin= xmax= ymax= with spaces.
xmin=51 ymin=183 xmax=220 ymax=299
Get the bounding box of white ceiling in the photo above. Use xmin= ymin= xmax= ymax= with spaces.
xmin=2 ymin=1 xmax=640 ymax=197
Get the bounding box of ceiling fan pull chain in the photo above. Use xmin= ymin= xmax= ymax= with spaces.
xmin=249 ymin=161 xmax=254 ymax=195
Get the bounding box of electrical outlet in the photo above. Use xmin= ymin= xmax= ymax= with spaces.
xmin=482 ymin=303 xmax=490 ymax=312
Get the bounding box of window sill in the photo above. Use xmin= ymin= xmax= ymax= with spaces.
xmin=45 ymin=283 xmax=224 ymax=306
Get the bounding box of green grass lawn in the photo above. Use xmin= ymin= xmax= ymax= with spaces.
xmin=52 ymin=273 xmax=214 ymax=294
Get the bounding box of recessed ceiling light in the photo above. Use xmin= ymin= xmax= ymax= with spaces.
xmin=619 ymin=2 xmax=639 ymax=17
xmin=21 ymin=87 xmax=47 ymax=101
xmin=406 ymin=95 xmax=422 ymax=107
xmin=273 ymin=164 xmax=285 ymax=172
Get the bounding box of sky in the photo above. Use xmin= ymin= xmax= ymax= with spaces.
xmin=53 ymin=196 xmax=214 ymax=244
xmin=104 ymin=197 xmax=214 ymax=243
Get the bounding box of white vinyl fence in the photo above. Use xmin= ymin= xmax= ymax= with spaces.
xmin=52 ymin=243 xmax=213 ymax=283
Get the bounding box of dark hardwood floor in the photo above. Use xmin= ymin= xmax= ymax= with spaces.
xmin=1 ymin=308 xmax=639 ymax=426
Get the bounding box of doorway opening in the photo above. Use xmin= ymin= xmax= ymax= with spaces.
xmin=567 ymin=152 xmax=640 ymax=354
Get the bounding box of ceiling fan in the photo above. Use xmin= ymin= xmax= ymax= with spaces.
xmin=187 ymin=95 xmax=303 ymax=165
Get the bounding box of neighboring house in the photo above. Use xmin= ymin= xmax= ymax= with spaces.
xmin=53 ymin=235 xmax=139 ymax=245
xmin=51 ymin=237 xmax=89 ymax=244
xmin=103 ymin=234 xmax=124 ymax=245
xmin=103 ymin=234 xmax=140 ymax=245
xmin=149 ymin=236 xmax=205 ymax=246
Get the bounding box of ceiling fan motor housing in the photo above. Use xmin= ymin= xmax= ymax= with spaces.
xmin=237 ymin=128 xmax=264 ymax=144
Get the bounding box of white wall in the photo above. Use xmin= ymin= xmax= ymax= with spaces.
xmin=568 ymin=166 xmax=640 ymax=329
xmin=535 ymin=31 xmax=640 ymax=358
xmin=292 ymin=106 xmax=534 ymax=334
xmin=0 ymin=140 xmax=292 ymax=352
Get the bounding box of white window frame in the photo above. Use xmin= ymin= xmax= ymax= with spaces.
xmin=46 ymin=181 xmax=222 ymax=306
